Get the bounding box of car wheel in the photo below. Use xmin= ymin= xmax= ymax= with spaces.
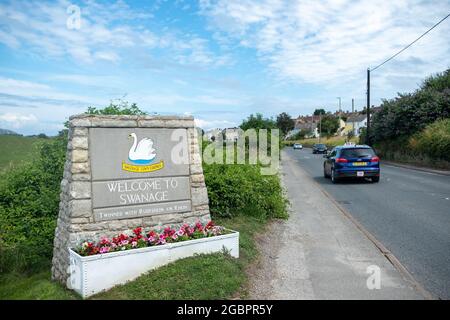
xmin=323 ymin=166 xmax=329 ymax=178
xmin=331 ymin=168 xmax=339 ymax=184
xmin=372 ymin=176 xmax=380 ymax=183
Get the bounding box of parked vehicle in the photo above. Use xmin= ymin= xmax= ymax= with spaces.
xmin=323 ymin=145 xmax=380 ymax=183
xmin=312 ymin=143 xmax=327 ymax=154
xmin=293 ymin=143 xmax=303 ymax=150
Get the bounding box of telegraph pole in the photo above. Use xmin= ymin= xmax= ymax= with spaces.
xmin=351 ymin=98 xmax=355 ymax=136
xmin=318 ymin=113 xmax=322 ymax=143
xmin=366 ymin=68 xmax=370 ymax=145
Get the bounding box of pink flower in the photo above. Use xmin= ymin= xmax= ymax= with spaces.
xmin=121 ymin=240 xmax=129 ymax=246
xmin=99 ymin=246 xmax=110 ymax=254
xmin=172 ymin=234 xmax=178 ymax=240
xmin=131 ymin=241 xmax=137 ymax=247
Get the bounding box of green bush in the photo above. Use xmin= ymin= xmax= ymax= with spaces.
xmin=374 ymin=119 xmax=450 ymax=169
xmin=0 ymin=133 xmax=67 ymax=273
xmin=203 ymin=163 xmax=288 ymax=220
xmin=370 ymin=69 xmax=450 ymax=143
xmin=410 ymin=118 xmax=450 ymax=161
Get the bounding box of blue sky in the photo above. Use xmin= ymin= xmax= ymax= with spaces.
xmin=0 ymin=0 xmax=449 ymax=135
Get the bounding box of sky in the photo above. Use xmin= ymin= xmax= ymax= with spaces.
xmin=0 ymin=0 xmax=449 ymax=135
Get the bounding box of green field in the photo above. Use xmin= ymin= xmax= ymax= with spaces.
xmin=0 ymin=135 xmax=46 ymax=170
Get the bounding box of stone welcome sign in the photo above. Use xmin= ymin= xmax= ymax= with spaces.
xmin=52 ymin=115 xmax=210 ymax=284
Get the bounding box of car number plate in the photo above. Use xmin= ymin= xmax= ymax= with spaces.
xmin=357 ymin=171 xmax=364 ymax=177
xmin=353 ymin=162 xmax=367 ymax=166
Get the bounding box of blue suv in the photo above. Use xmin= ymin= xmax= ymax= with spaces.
xmin=323 ymin=145 xmax=380 ymax=183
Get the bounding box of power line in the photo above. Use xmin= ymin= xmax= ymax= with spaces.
xmin=371 ymin=13 xmax=450 ymax=72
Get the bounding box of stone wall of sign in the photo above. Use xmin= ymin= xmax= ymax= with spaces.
xmin=51 ymin=115 xmax=210 ymax=285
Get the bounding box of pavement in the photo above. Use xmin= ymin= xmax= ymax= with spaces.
xmin=287 ymin=147 xmax=450 ymax=299
xmin=248 ymin=149 xmax=428 ymax=300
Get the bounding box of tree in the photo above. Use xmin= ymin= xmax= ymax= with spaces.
xmin=320 ymin=115 xmax=339 ymax=138
xmin=276 ymin=112 xmax=295 ymax=136
xmin=86 ymin=99 xmax=147 ymax=115
xmin=313 ymin=108 xmax=326 ymax=116
xmin=240 ymin=113 xmax=277 ymax=131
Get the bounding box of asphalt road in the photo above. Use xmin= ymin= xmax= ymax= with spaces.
xmin=284 ymin=147 xmax=450 ymax=299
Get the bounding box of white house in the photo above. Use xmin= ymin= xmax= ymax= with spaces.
xmin=346 ymin=114 xmax=367 ymax=136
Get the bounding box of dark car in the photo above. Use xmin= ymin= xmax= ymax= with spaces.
xmin=323 ymin=145 xmax=380 ymax=183
xmin=312 ymin=143 xmax=327 ymax=154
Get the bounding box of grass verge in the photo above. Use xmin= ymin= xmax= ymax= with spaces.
xmin=0 ymin=215 xmax=267 ymax=300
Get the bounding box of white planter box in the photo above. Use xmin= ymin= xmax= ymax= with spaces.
xmin=68 ymin=230 xmax=239 ymax=298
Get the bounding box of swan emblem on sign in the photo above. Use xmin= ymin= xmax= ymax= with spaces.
xmin=128 ymin=133 xmax=157 ymax=165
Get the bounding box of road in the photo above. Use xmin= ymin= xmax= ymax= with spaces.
xmin=284 ymin=147 xmax=450 ymax=299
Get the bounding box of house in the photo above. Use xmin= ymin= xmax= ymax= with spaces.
xmin=294 ymin=115 xmax=321 ymax=138
xmin=346 ymin=114 xmax=367 ymax=136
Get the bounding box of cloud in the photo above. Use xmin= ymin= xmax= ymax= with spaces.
xmin=0 ymin=112 xmax=38 ymax=128
xmin=194 ymin=118 xmax=237 ymax=130
xmin=199 ymin=0 xmax=450 ymax=87
xmin=0 ymin=0 xmax=232 ymax=68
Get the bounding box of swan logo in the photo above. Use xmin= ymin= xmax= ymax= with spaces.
xmin=121 ymin=133 xmax=164 ymax=173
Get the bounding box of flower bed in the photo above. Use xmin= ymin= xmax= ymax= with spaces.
xmin=76 ymin=221 xmax=229 ymax=256
xmin=68 ymin=221 xmax=239 ymax=298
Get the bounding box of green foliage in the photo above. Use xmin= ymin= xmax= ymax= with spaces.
xmin=411 ymin=118 xmax=450 ymax=161
xmin=0 ymin=134 xmax=67 ymax=273
xmin=86 ymin=100 xmax=147 ymax=115
xmin=240 ymin=113 xmax=277 ymax=131
xmin=203 ymin=163 xmax=288 ymax=220
xmin=320 ymin=114 xmax=339 ymax=138
xmin=374 ymin=119 xmax=450 ymax=168
xmin=276 ymin=112 xmax=295 ymax=136
xmin=370 ymin=69 xmax=450 ymax=143
xmin=313 ymin=108 xmax=326 ymax=115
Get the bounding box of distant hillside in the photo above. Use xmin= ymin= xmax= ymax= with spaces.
xmin=0 ymin=128 xmax=20 ymax=135
xmin=0 ymin=135 xmax=46 ymax=170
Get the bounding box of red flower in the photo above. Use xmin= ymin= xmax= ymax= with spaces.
xmin=133 ymin=227 xmax=142 ymax=236
xmin=205 ymin=221 xmax=215 ymax=230
xmin=195 ymin=221 xmax=203 ymax=231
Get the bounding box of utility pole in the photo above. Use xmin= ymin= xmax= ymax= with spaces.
xmin=318 ymin=113 xmax=322 ymax=143
xmin=337 ymin=97 xmax=342 ymax=136
xmin=351 ymin=98 xmax=355 ymax=137
xmin=366 ymin=68 xmax=371 ymax=145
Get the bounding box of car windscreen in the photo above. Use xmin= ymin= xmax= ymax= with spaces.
xmin=340 ymin=148 xmax=375 ymax=158
xmin=315 ymin=144 xmax=326 ymax=148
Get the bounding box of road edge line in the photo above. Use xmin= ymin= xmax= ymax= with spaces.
xmin=312 ymin=178 xmax=436 ymax=300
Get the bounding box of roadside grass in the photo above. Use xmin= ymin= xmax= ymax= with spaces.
xmin=283 ymin=135 xmax=358 ymax=148
xmin=0 ymin=135 xmax=45 ymax=170
xmin=0 ymin=215 xmax=267 ymax=300
xmin=0 ymin=271 xmax=78 ymax=300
